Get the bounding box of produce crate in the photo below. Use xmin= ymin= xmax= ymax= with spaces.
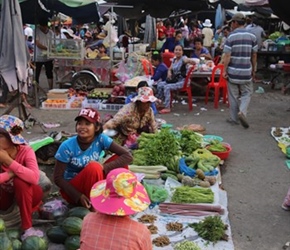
xmin=99 ymin=103 xmax=124 ymax=111
xmin=41 ymin=99 xmax=69 ymax=109
xmin=48 ymin=38 xmax=85 ymax=59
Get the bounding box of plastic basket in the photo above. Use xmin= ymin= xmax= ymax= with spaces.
xmin=207 ymin=143 xmax=232 ymax=160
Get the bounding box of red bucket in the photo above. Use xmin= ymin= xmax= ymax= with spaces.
xmin=207 ymin=143 xmax=232 ymax=160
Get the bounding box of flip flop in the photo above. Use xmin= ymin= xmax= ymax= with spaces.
xmin=159 ymin=108 xmax=171 ymax=114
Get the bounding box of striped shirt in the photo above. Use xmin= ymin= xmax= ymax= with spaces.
xmin=223 ymin=28 xmax=258 ymax=84
xmin=80 ymin=212 xmax=152 ymax=250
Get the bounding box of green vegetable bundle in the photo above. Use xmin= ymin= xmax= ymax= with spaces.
xmin=207 ymin=140 xmax=227 ymax=152
xmin=171 ymin=186 xmax=214 ymax=203
xmin=132 ymin=129 xmax=181 ymax=166
xmin=179 ymin=130 xmax=203 ymax=156
xmin=189 ymin=216 xmax=228 ymax=243
xmin=143 ymin=182 xmax=168 ymax=203
xmin=174 ymin=240 xmax=201 ymax=250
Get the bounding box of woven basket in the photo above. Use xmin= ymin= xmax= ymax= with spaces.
xmin=0 ymin=203 xmax=21 ymax=228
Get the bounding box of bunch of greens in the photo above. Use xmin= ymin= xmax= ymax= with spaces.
xmin=174 ymin=241 xmax=201 ymax=250
xmin=179 ymin=130 xmax=203 ymax=156
xmin=171 ymin=186 xmax=214 ymax=203
xmin=132 ymin=128 xmax=181 ymax=166
xmin=189 ymin=216 xmax=228 ymax=243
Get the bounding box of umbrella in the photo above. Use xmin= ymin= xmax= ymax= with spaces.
xmin=215 ymin=4 xmax=223 ymax=30
xmin=0 ymin=0 xmax=29 ymax=93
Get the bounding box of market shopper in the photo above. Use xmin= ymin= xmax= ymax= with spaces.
xmin=223 ymin=13 xmax=258 ymax=128
xmin=157 ymin=44 xmax=195 ymax=114
xmin=80 ymin=168 xmax=152 ymax=250
xmin=125 ymin=81 xmax=158 ymax=115
xmin=151 ymin=51 xmax=168 ymax=82
xmin=103 ymin=87 xmax=158 ymax=144
xmin=53 ymin=108 xmax=132 ymax=209
xmin=0 ymin=115 xmax=43 ymax=238
xmin=191 ymin=37 xmax=212 ymax=60
xmin=202 ymin=19 xmax=214 ymax=51
xmin=35 ymin=18 xmax=54 ymax=89
xmin=161 ymin=31 xmax=183 ymax=53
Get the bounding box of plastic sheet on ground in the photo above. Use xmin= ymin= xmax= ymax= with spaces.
xmin=133 ymin=175 xmax=234 ymax=250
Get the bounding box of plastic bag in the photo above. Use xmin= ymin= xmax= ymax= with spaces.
xmin=39 ymin=199 xmax=68 ymax=220
xmin=143 ymin=182 xmax=168 ymax=204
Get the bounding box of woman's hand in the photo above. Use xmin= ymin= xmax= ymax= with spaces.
xmin=0 ymin=149 xmax=13 ymax=166
xmin=79 ymin=194 xmax=92 ymax=209
xmin=8 ymin=171 xmax=15 ymax=179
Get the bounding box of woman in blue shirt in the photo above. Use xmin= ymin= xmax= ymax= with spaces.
xmin=191 ymin=37 xmax=212 ymax=60
xmin=54 ymin=108 xmax=132 ymax=209
xmin=151 ymin=52 xmax=168 ymax=82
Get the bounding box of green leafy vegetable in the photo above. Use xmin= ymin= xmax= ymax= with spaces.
xmin=179 ymin=130 xmax=203 ymax=156
xmin=174 ymin=240 xmax=201 ymax=250
xmin=171 ymin=186 xmax=214 ymax=203
xmin=189 ymin=216 xmax=228 ymax=243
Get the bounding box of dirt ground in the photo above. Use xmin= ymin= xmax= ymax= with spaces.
xmin=2 ymin=70 xmax=290 ymax=250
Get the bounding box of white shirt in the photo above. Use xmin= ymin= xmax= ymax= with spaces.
xmin=202 ymin=27 xmax=214 ymax=47
xmin=35 ymin=27 xmax=54 ymax=62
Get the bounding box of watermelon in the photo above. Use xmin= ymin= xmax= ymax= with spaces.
xmin=0 ymin=232 xmax=12 ymax=250
xmin=0 ymin=218 xmax=6 ymax=232
xmin=6 ymin=229 xmax=21 ymax=240
xmin=64 ymin=235 xmax=80 ymax=250
xmin=11 ymin=239 xmax=22 ymax=250
xmin=21 ymin=236 xmax=48 ymax=250
xmin=67 ymin=207 xmax=90 ymax=219
xmin=46 ymin=226 xmax=68 ymax=244
xmin=62 ymin=217 xmax=82 ymax=235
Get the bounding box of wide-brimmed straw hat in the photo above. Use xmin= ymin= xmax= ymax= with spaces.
xmin=203 ymin=19 xmax=212 ymax=27
xmin=0 ymin=115 xmax=27 ymax=144
xmin=90 ymin=168 xmax=150 ymax=216
xmin=131 ymin=87 xmax=157 ymax=103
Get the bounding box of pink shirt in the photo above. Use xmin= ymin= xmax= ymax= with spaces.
xmin=0 ymin=145 xmax=40 ymax=185
xmin=81 ymin=212 xmax=152 ymax=250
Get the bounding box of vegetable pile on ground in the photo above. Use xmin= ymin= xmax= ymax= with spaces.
xmin=189 ymin=216 xmax=228 ymax=243
xmin=132 ymin=129 xmax=181 ymax=166
xmin=174 ymin=240 xmax=202 ymax=250
xmin=46 ymin=206 xmax=89 ymax=250
xmin=0 ymin=218 xmax=47 ymax=250
xmin=171 ymin=186 xmax=214 ymax=204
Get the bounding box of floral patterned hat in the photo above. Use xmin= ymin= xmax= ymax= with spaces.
xmin=132 ymin=86 xmax=157 ymax=103
xmin=0 ymin=115 xmax=27 ymax=144
xmin=90 ymin=168 xmax=150 ymax=216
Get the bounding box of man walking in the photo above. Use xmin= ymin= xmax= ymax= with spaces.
xmin=222 ymin=13 xmax=258 ymax=128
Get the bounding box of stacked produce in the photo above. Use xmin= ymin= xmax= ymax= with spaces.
xmin=0 ymin=218 xmax=47 ymax=250
xmin=171 ymin=186 xmax=214 ymax=204
xmin=46 ymin=207 xmax=89 ymax=250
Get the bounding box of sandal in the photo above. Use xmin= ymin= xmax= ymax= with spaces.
xmin=159 ymin=108 xmax=171 ymax=114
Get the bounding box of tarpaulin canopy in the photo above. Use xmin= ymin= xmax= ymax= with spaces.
xmin=0 ymin=0 xmax=101 ymax=24
xmin=0 ymin=0 xmax=29 ymax=93
xmin=269 ymin=0 xmax=290 ymax=26
xmin=106 ymin=0 xmax=209 ymax=18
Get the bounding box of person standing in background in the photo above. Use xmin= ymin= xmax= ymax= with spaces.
xmin=35 ymin=18 xmax=54 ymax=89
xmin=164 ymin=20 xmax=175 ymax=38
xmin=202 ymin=19 xmax=214 ymax=51
xmin=246 ymin=17 xmax=266 ymax=50
xmin=222 ymin=13 xmax=258 ymax=128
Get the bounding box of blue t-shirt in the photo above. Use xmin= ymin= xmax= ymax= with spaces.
xmin=55 ymin=134 xmax=113 ymax=181
xmin=161 ymin=37 xmax=181 ymax=52
xmin=125 ymin=93 xmax=158 ymax=115
xmin=152 ymin=62 xmax=168 ymax=82
xmin=191 ymin=47 xmax=210 ymax=59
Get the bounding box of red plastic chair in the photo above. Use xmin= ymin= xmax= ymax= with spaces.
xmin=170 ymin=66 xmax=196 ymax=111
xmin=162 ymin=51 xmax=175 ymax=68
xmin=205 ymin=64 xmax=228 ymax=109
xmin=141 ymin=59 xmax=154 ymax=76
xmin=213 ymin=55 xmax=221 ymax=65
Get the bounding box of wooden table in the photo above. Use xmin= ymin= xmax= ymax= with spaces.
xmin=257 ymin=50 xmax=290 ymax=68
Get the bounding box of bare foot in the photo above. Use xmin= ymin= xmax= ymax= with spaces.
xmin=0 ymin=103 xmax=7 ymax=108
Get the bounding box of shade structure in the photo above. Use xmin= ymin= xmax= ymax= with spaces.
xmin=0 ymin=0 xmax=29 ymax=93
xmin=0 ymin=0 xmax=101 ymax=24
